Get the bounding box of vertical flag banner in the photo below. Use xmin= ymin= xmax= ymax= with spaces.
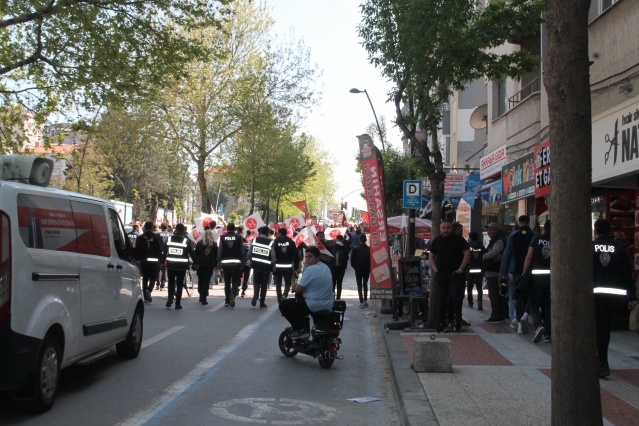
xmin=358 ymin=134 xmax=393 ymax=299
xmin=243 ymin=212 xmax=265 ymax=233
xmin=342 ymin=212 xmax=348 ymax=227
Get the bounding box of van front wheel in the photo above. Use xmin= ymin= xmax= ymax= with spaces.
xmin=116 ymin=309 xmax=143 ymax=359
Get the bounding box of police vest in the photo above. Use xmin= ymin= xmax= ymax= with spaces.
xmin=531 ymin=234 xmax=551 ymax=275
xmin=511 ymin=227 xmax=534 ymax=274
xmin=142 ymin=232 xmax=162 ymax=263
xmin=468 ymin=241 xmax=484 ymax=274
xmin=166 ymin=235 xmax=190 ymax=270
xmin=219 ymin=233 xmax=243 ymax=267
xmin=274 ymin=236 xmax=295 ymax=274
xmin=251 ymin=236 xmax=274 ymax=272
xmin=593 ymin=237 xmax=633 ymax=296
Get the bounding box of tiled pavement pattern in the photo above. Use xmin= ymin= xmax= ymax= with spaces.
xmin=380 ymin=295 xmax=639 ymax=426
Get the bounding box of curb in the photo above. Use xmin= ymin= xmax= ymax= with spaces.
xmin=378 ymin=314 xmax=439 ymax=426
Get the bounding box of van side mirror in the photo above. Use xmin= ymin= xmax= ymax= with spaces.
xmin=0 ymin=155 xmax=54 ymax=187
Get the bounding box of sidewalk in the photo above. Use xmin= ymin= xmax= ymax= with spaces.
xmin=380 ymin=298 xmax=639 ymax=426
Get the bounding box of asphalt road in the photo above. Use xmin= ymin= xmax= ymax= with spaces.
xmin=1 ymin=268 xmax=400 ymax=425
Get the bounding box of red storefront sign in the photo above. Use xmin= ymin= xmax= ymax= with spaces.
xmin=534 ymin=140 xmax=551 ymax=198
xmin=480 ymin=144 xmax=507 ymax=180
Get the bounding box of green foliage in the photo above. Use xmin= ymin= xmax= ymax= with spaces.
xmin=0 ymin=0 xmax=233 ymax=151
xmin=228 ymin=211 xmax=239 ymax=223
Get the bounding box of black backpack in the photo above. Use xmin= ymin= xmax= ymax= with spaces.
xmin=135 ymin=235 xmax=150 ymax=261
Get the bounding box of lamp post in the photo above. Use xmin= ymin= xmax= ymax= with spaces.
xmin=107 ymin=174 xmax=129 ymax=224
xmin=349 ymin=88 xmax=386 ymax=151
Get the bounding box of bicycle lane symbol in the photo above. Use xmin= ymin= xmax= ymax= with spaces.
xmin=210 ymin=398 xmax=337 ymax=424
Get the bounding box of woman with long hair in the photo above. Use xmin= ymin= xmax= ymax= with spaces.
xmin=194 ymin=229 xmax=218 ymax=305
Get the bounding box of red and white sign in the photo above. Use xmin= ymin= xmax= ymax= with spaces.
xmin=444 ymin=174 xmax=466 ymax=195
xmin=243 ymin=212 xmax=264 ymax=232
xmin=326 ymin=227 xmax=347 ymax=240
xmin=480 ymin=144 xmax=507 ymax=180
xmin=358 ymin=134 xmax=393 ymax=299
xmin=285 ymin=214 xmax=304 ymax=230
xmin=534 ymin=139 xmax=551 ymax=198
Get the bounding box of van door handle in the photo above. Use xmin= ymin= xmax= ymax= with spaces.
xmin=116 ymin=264 xmax=123 ymax=271
xmin=107 ymin=263 xmax=115 ymax=270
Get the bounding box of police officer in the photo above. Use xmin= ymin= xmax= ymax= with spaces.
xmin=466 ymin=232 xmax=485 ymax=310
xmin=165 ymin=223 xmax=194 ymax=310
xmin=250 ymin=226 xmax=276 ymax=308
xmin=217 ymin=222 xmax=245 ymax=308
xmin=592 ymin=218 xmax=637 ymax=378
xmin=158 ymin=223 xmax=172 ymax=291
xmin=522 ymin=220 xmax=551 ymax=341
xmin=136 ymin=221 xmax=165 ymax=303
xmin=273 ymin=227 xmax=299 ymax=304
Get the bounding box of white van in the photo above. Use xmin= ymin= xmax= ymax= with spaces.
xmin=0 ymin=156 xmax=143 ymax=412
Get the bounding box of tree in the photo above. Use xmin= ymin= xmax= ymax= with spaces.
xmin=0 ymin=0 xmax=232 ymax=152
xmin=158 ymin=0 xmax=319 ymax=214
xmin=544 ymin=1 xmax=601 ymax=423
xmin=358 ymin=0 xmax=544 ymax=327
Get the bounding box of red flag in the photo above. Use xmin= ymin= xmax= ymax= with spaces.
xmin=341 ymin=212 xmax=347 ymax=227
xmin=361 ymin=211 xmax=370 ymax=223
xmin=291 ymin=200 xmax=309 ymax=220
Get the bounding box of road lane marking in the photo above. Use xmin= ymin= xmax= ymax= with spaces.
xmin=141 ymin=326 xmax=185 ymax=349
xmin=119 ymin=308 xmax=277 ymax=426
xmin=210 ymin=398 xmax=337 ymax=424
xmin=208 ymin=303 xmax=225 ymax=312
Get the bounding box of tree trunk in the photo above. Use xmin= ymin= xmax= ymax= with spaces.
xmin=196 ymin=156 xmax=210 ymax=214
xmin=426 ymin=175 xmax=445 ymax=328
xmin=249 ymin=176 xmax=256 ymax=215
xmin=544 ymin=1 xmax=602 ymax=423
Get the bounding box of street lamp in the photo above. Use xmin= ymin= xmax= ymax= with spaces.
xmin=349 ymin=88 xmax=386 ymax=151
xmin=107 ymin=174 xmax=129 ymax=224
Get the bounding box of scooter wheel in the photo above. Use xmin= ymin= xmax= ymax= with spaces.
xmin=318 ymin=349 xmax=335 ymax=369
xmin=278 ymin=330 xmax=298 ymax=357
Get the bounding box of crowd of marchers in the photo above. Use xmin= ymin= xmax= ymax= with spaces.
xmin=428 ymin=216 xmax=638 ymax=378
xmin=124 ymin=221 xmax=371 ymax=337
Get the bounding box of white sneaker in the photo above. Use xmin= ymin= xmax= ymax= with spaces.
xmin=510 ymin=318 xmax=518 ymax=329
xmin=517 ymin=328 xmax=523 ymax=335
xmin=359 ymin=302 xmax=366 ymax=308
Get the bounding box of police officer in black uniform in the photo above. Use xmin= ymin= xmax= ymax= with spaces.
xmin=523 ymin=220 xmax=551 ymax=342
xmin=165 ymin=223 xmax=194 ymax=310
xmin=466 ymin=232 xmax=485 ymax=310
xmin=217 ymin=222 xmax=245 ymax=308
xmin=273 ymin=227 xmax=300 ymax=304
xmin=158 ymin=223 xmax=172 ymax=290
xmin=592 ymin=218 xmax=637 ymax=378
xmin=136 ymin=221 xmax=165 ymax=303
xmin=250 ymin=226 xmax=276 ymax=308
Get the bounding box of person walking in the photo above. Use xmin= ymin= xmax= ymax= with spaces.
xmin=165 ymin=223 xmax=194 ymax=310
xmin=330 ymin=234 xmax=349 ymax=300
xmin=135 ymin=221 xmax=165 ymax=303
xmin=351 ymin=233 xmax=371 ymax=308
xmin=249 ymin=226 xmax=276 ymax=308
xmin=592 ymin=218 xmax=637 ymax=378
xmin=194 ymin=229 xmax=218 ymax=305
xmin=522 ymin=220 xmax=551 ymax=341
xmin=483 ymin=223 xmax=507 ymax=323
xmin=273 ymin=227 xmax=299 ymax=303
xmin=429 ymin=220 xmax=471 ymax=332
xmin=501 ymin=215 xmax=534 ymax=331
xmin=217 ymin=222 xmax=245 ymax=308
xmin=466 ymin=232 xmax=485 ymax=310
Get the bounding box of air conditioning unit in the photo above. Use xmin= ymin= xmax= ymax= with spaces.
xmin=0 ymin=155 xmax=54 ymax=187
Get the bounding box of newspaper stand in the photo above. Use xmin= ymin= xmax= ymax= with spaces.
xmin=398 ymin=255 xmax=429 ymax=324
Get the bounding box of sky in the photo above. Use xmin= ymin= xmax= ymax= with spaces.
xmin=269 ymin=0 xmax=401 ymax=214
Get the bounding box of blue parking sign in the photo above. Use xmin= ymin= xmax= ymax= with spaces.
xmin=403 ymin=180 xmax=422 ymax=209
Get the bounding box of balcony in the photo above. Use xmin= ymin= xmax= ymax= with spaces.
xmin=508 ymin=77 xmax=541 ymax=110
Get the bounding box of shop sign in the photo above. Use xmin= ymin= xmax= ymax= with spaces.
xmin=502 ymin=152 xmax=535 ymax=203
xmin=480 ymin=144 xmax=507 ymax=180
xmin=444 ymin=174 xmax=466 ymax=195
xmin=534 ymin=140 xmax=551 ymax=198
xmin=592 ymin=98 xmax=639 ymax=184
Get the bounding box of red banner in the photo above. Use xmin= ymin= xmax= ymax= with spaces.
xmin=534 ymin=139 xmax=551 ymax=198
xmin=361 ymin=211 xmax=370 ymax=223
xmin=358 ymin=134 xmax=392 ymax=299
